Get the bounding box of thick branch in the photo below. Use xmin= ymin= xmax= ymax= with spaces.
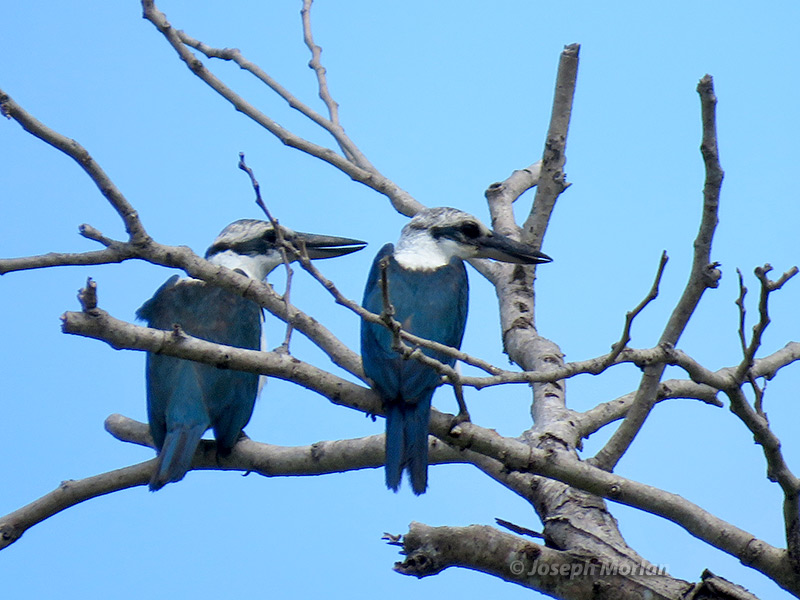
xmin=397 ymin=522 xmax=689 ymax=599
xmin=521 ymin=43 xmax=579 ymax=248
xmin=0 ymin=461 xmax=153 ymax=550
xmin=62 ymin=306 xmax=377 ymax=412
xmin=485 ymin=160 xmax=542 ymax=237
xmin=18 ymin=302 xmax=800 ymax=592
xmin=63 ymin=280 xmax=800 ymax=401
xmin=59 ymin=278 xmax=800 ymax=400
xmin=0 ymin=415 xmax=465 ymax=551
xmin=489 ymin=46 xmax=580 ymax=435
xmin=433 ymin=416 xmax=799 ymax=595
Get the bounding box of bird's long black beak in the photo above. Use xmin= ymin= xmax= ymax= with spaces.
xmin=291 ymin=231 xmax=367 ymax=259
xmin=474 ymin=232 xmax=552 ymax=264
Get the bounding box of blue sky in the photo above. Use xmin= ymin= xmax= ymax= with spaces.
xmin=2 ymin=2 xmax=799 ymax=598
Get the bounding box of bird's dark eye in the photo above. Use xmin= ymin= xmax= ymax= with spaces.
xmin=460 ymin=221 xmax=480 ymax=238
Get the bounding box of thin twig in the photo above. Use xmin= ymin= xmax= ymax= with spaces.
xmin=494 ymin=517 xmax=545 ymax=539
xmin=605 ymin=251 xmax=669 ymax=365
xmin=238 ymin=153 xmax=296 ymax=351
xmin=292 ymin=248 xmax=506 ymax=375
xmin=301 ymin=2 xmax=340 ymax=126
xmin=734 ymin=265 xmax=797 ymax=415
xmin=371 ymin=258 xmax=465 ymax=389
xmin=735 ymin=268 xmax=749 ymax=354
xmin=740 ymin=267 xmax=797 ymax=368
xmin=736 ymin=268 xmax=766 ymax=413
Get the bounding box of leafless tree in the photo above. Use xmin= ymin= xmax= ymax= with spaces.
xmin=1 ymin=2 xmax=798 ymax=599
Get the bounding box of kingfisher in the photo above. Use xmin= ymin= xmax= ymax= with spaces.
xmin=137 ymin=219 xmax=366 ymax=491
xmin=360 ymin=207 xmax=551 ymax=495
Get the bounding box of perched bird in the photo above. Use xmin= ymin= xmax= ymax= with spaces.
xmin=360 ymin=207 xmax=551 ymax=495
xmin=137 ymin=219 xmax=365 ymax=490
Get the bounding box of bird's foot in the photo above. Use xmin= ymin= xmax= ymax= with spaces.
xmin=449 ymin=409 xmax=471 ymax=432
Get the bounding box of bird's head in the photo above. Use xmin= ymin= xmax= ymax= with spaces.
xmin=206 ymin=219 xmax=366 ymax=280
xmin=394 ymin=207 xmax=552 ymax=270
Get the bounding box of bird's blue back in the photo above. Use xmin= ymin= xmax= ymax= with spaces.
xmin=137 ymin=275 xmax=262 ymax=487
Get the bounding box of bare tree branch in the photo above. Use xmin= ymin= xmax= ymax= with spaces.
xmin=0 ymin=88 xmax=148 ymax=243
xmin=62 ymin=281 xmax=800 ymax=400
xmin=396 ymin=522 xmax=690 ymax=598
xmin=298 ymin=0 xmax=371 ymax=166
xmin=10 ymin=245 xmax=794 ymax=400
xmin=592 ymin=74 xmax=724 ymax=472
xmin=5 ymin=86 xmax=369 ymax=380
xmin=725 ymin=386 xmax=800 ymax=569
xmin=141 ymin=0 xmax=422 ymax=216
xmin=237 ymin=153 xmax=299 ymax=351
xmin=437 ymin=418 xmax=800 ymax=594
xmin=735 ymin=265 xmax=798 ymax=392
xmin=604 ymin=251 xmax=669 ymax=365
xmin=0 ymin=414 xmax=466 ymax=552
xmin=4 ymin=8 xmax=798 ymax=595
xmin=2 ymin=221 xmax=366 ymax=377
xmin=576 ymin=379 xmax=722 ymax=439
xmin=61 ymin=304 xmax=376 ymax=411
xmin=485 ymin=160 xmax=542 ymax=237
xmin=725 ymin=263 xmax=800 ymax=571
xmin=0 ymin=246 xmax=133 ymax=275
xmin=54 ymin=297 xmax=800 ymax=590
xmin=521 ymin=43 xmax=579 ymax=248
xmin=0 ymin=461 xmax=153 ymax=551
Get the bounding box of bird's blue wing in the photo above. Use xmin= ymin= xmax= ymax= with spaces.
xmin=137 ymin=276 xmax=262 ymax=488
xmin=361 ymin=244 xmax=402 ymax=400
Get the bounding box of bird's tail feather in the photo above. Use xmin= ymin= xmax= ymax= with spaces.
xmin=150 ymin=423 xmax=206 ymax=491
xmin=405 ymin=395 xmax=431 ymax=495
xmin=385 ymin=403 xmax=404 ymax=492
xmin=385 ymin=395 xmax=431 ymax=495
xmin=150 ymin=366 xmax=209 ymax=491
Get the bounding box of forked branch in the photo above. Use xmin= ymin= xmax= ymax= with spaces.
xmin=592 ymin=75 xmax=724 ymax=472
xmin=141 ymin=0 xmax=421 ymax=216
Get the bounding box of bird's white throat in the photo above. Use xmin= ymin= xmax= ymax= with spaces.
xmin=394 ymin=231 xmax=462 ymax=270
xmin=207 ymin=249 xmax=282 ymax=281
